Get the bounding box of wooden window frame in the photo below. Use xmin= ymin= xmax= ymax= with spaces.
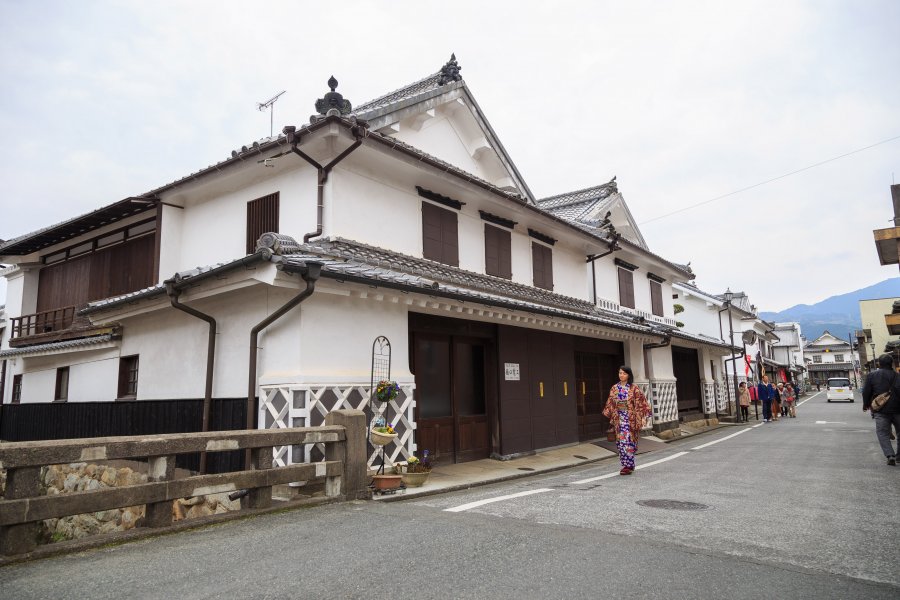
xmin=54 ymin=367 xmax=69 ymax=402
xmin=649 ymin=280 xmax=663 ymax=317
xmin=531 ymin=242 xmax=553 ymax=291
xmin=118 ymin=355 xmax=139 ymax=399
xmin=246 ymin=192 xmax=280 ymax=254
xmin=484 ymin=224 xmax=512 ymax=279
xmin=422 ymin=201 xmax=459 ymax=267
xmin=11 ymin=373 xmax=22 ymax=404
xmin=40 ymin=218 xmax=156 ymax=265
xmin=618 ymin=267 xmax=635 ymax=309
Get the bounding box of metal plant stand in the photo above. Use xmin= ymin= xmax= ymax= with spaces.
xmin=368 ymin=336 xmax=395 ymax=482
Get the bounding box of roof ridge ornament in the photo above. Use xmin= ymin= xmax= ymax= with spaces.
xmin=438 ymin=53 xmax=462 ymax=86
xmin=315 ymin=76 xmax=352 ymax=116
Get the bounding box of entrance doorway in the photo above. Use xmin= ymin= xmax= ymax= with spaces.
xmin=673 ymin=346 xmax=702 ymax=415
xmin=575 ymin=352 xmax=619 ymax=441
xmin=413 ymin=334 xmax=490 ymax=465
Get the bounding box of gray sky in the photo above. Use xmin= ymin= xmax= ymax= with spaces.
xmin=1 ymin=0 xmax=899 ymax=312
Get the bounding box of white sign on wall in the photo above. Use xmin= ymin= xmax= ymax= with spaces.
xmin=504 ymin=363 xmax=520 ymax=381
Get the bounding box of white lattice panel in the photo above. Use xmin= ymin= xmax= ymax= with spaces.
xmin=636 ymin=380 xmax=652 ymax=431
xmin=703 ymin=382 xmax=716 ymax=414
xmin=650 ymin=379 xmax=678 ymax=426
xmin=259 ymin=382 xmax=416 ymax=470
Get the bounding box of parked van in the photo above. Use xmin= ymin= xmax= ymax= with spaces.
xmin=826 ymin=378 xmax=854 ymax=402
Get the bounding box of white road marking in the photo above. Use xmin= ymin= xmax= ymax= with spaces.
xmin=572 ymin=471 xmax=622 ymax=485
xmin=815 ymin=421 xmax=846 ymax=424
xmin=634 ymin=451 xmax=689 ymax=470
xmin=752 ymin=423 xmax=764 ymax=428
xmin=798 ymin=391 xmax=824 ymax=406
xmin=444 ymin=488 xmax=554 ymax=512
xmin=691 ymin=428 xmax=752 ymax=450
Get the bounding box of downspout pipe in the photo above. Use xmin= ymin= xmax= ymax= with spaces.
xmin=283 ymin=123 xmax=364 ymax=244
xmin=246 ymin=261 xmax=323 ymax=467
xmin=165 ymin=281 xmax=217 ymax=474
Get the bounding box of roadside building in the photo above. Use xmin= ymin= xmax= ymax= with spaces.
xmin=858 ymin=298 xmax=900 ymax=372
xmin=1 ymin=57 xmax=725 ymax=466
xmin=772 ymin=322 xmax=806 ymax=387
xmin=804 ymin=331 xmax=857 ymax=386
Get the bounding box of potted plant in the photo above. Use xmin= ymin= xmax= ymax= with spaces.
xmin=370 ymin=422 xmax=397 ymax=446
xmin=374 ymin=380 xmax=401 ymax=403
xmin=395 ymin=450 xmax=432 ymax=487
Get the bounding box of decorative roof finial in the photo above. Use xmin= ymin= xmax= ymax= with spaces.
xmin=315 ymin=75 xmax=352 ymax=116
xmin=438 ymin=53 xmax=462 ymax=86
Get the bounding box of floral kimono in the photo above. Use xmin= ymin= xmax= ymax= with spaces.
xmin=603 ymin=383 xmax=652 ymax=470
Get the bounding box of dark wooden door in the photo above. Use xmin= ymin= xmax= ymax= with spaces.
xmin=528 ymin=330 xmax=558 ymax=449
xmin=413 ymin=333 xmax=489 ymax=465
xmin=576 ymin=352 xmax=619 ymax=441
xmin=672 ymin=346 xmax=702 ymax=414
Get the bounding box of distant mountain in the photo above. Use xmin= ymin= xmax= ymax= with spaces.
xmin=760 ymin=277 xmax=900 ymax=341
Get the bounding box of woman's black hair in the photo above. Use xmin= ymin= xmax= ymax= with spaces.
xmin=618 ymin=365 xmax=634 ymax=384
xmin=739 ymin=381 xmax=746 ymax=388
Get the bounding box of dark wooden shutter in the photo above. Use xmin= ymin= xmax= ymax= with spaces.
xmin=485 ymin=225 xmax=511 ymax=279
xmin=247 ymin=192 xmax=280 ymax=254
xmin=118 ymin=356 xmax=139 ymax=398
xmin=422 ymin=202 xmax=459 ymax=266
xmin=532 ymin=243 xmax=553 ymax=290
xmin=650 ymin=280 xmax=663 ymax=316
xmin=618 ymin=268 xmax=635 ymax=308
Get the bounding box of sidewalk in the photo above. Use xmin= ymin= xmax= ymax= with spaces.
xmin=373 ymin=420 xmax=739 ymax=502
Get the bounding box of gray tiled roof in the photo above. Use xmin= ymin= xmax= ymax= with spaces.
xmin=537 ymin=182 xmax=618 ymax=211
xmin=352 ymin=72 xmax=445 ymax=116
xmin=0 ymin=334 xmax=116 ymax=358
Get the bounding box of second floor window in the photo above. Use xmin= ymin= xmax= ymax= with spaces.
xmin=247 ymin=192 xmax=280 ymax=254
xmin=618 ymin=267 xmax=635 ymax=309
xmin=834 ymin=354 xmax=844 ymax=362
xmin=813 ymin=355 xmax=822 ymax=363
xmin=484 ymin=224 xmax=512 ymax=279
xmin=422 ymin=201 xmax=459 ymax=266
xmin=649 ymin=280 xmax=663 ymax=316
xmin=532 ymin=242 xmax=553 ymax=290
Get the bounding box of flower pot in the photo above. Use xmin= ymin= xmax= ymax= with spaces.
xmin=370 ymin=430 xmax=398 ymax=446
xmin=400 ymin=471 xmax=431 ymax=488
xmin=372 ymin=474 xmax=402 ymax=491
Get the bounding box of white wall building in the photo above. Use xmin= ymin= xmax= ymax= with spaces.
xmin=1 ymin=57 xmax=733 ymax=465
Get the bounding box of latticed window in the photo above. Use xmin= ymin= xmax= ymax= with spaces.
xmin=54 ymin=367 xmax=69 ymax=402
xmin=484 ymin=224 xmax=512 ymax=279
xmin=422 ymin=201 xmax=459 ymax=266
xmin=618 ymin=267 xmax=635 ymax=308
xmin=532 ymin=242 xmax=553 ymax=290
xmin=118 ymin=355 xmax=139 ymax=398
xmin=813 ymin=355 xmax=822 ymax=363
xmin=650 ymin=280 xmax=663 ymax=316
xmin=12 ymin=374 xmax=22 ymax=404
xmin=246 ymin=192 xmax=280 ymax=254
xmin=834 ymin=354 xmax=844 ymax=362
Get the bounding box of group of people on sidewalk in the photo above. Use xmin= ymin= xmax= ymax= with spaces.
xmin=737 ymin=375 xmax=798 ymax=423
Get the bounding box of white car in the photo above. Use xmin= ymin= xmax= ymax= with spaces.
xmin=826 ymin=377 xmax=854 ymax=402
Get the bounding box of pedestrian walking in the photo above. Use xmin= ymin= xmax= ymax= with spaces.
xmin=783 ymin=383 xmax=796 ymax=417
xmin=773 ymin=382 xmax=782 ymax=421
xmin=738 ymin=381 xmax=751 ymax=422
xmin=861 ymin=354 xmax=900 ymax=466
xmin=757 ymin=375 xmax=774 ymax=422
xmin=603 ymin=366 xmax=652 ymax=475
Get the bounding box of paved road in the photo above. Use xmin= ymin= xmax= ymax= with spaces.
xmin=1 ymin=390 xmax=898 ymax=599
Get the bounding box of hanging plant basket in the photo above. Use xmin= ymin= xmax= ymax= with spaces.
xmin=370 ymin=430 xmax=398 ymax=446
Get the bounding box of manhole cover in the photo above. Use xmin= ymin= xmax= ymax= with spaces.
xmin=572 ymin=455 xmax=588 ymax=460
xmin=517 ymin=467 xmax=535 ymax=471
xmin=637 ymin=499 xmax=709 ymax=511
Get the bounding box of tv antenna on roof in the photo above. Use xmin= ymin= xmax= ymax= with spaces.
xmin=257 ymin=90 xmax=286 ymax=137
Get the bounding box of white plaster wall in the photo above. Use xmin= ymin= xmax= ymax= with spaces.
xmin=393 ymin=112 xmax=490 ymax=184
xmin=647 ymin=345 xmax=675 ymax=379
xmin=594 ymin=260 xmax=620 ymax=304
xmin=157 ymin=203 xmax=184 ymax=282
xmin=18 ymin=368 xmax=55 ymax=403
xmin=288 ymin=287 xmax=414 ymax=383
xmin=550 ymin=243 xmax=588 ymax=300
xmin=66 ymin=355 xmax=119 ymax=401
xmin=171 ymin=165 xmax=316 ymax=273
xmin=678 ymin=294 xmax=724 ymax=339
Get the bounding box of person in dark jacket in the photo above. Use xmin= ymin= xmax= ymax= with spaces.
xmin=862 ymin=354 xmax=900 ymax=466
xmin=757 ymin=375 xmax=774 ymax=422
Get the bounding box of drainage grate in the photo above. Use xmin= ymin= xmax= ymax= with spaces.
xmin=517 ymin=467 xmax=535 ymax=471
xmin=637 ymin=499 xmax=709 ymax=511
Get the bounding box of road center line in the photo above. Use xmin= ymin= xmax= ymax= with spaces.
xmin=691 ymin=428 xmax=752 ymax=450
xmin=444 ymin=488 xmax=554 ymax=513
xmin=572 ymin=471 xmax=621 ymax=485
xmin=634 ymin=451 xmax=689 ymax=469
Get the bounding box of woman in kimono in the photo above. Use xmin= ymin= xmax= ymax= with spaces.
xmin=603 ymin=365 xmax=652 ymax=475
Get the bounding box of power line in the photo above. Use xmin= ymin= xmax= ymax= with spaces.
xmin=640 ymin=135 xmax=900 ymax=225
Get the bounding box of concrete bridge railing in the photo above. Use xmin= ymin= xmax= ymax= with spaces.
xmin=0 ymin=409 xmax=367 ymax=556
